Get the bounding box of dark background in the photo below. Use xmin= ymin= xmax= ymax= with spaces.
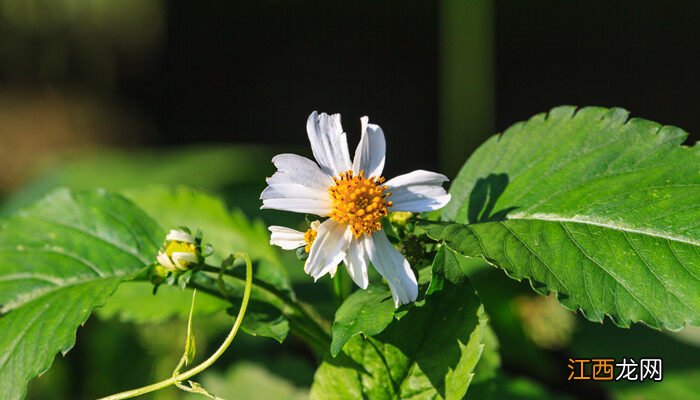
xmin=1 ymin=0 xmax=698 ymax=192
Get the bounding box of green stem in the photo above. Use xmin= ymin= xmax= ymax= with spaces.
xmin=332 ymin=274 xmax=343 ymax=305
xmin=99 ymin=253 xmax=254 ymax=400
xmin=189 ymin=268 xmax=331 ymax=355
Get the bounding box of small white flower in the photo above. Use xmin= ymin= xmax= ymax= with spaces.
xmin=261 ymin=112 xmax=451 ymax=307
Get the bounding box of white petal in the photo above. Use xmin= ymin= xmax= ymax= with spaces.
xmin=306 ymin=111 xmax=352 ymax=177
xmin=172 ymin=252 xmax=197 ymax=270
xmin=268 ymin=226 xmax=306 ymax=250
xmin=157 ymin=251 xmax=175 ymax=270
xmin=352 ymin=116 xmax=386 ymax=178
xmin=386 ymin=170 xmax=451 ymax=213
xmin=304 ymin=219 xmax=352 ymax=281
xmin=309 ymin=220 xmax=321 ymax=230
xmin=267 ymin=153 xmax=334 ymax=189
xmin=260 ymin=183 xmax=332 ymax=216
xmin=365 ymin=229 xmax=418 ymax=307
xmin=344 ymin=237 xmax=369 ymax=289
xmin=166 ymin=229 xmax=195 ymax=243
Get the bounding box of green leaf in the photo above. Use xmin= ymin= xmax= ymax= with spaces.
xmin=468 ymin=268 xmax=563 ymax=381
xmin=470 ymin=325 xmax=501 ymax=385
xmin=0 ymin=189 xmax=162 ymax=400
xmin=431 ymin=244 xmax=489 ymax=284
xmin=182 ymin=290 xmax=198 ymax=368
xmin=310 ymin=278 xmax=487 ymax=400
xmin=432 ymin=106 xmax=700 ymax=330
xmin=330 ymin=285 xmax=395 ymax=357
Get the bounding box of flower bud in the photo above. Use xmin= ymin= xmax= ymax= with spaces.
xmin=389 ymin=211 xmax=413 ymax=226
xmin=156 ymin=229 xmax=201 ymax=273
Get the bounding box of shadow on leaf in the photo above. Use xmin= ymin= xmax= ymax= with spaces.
xmin=467 ymin=173 xmax=517 ymax=223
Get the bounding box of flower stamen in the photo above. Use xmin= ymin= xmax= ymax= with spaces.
xmin=329 ymin=170 xmax=392 ymax=238
xmin=304 ymin=227 xmax=317 ymax=253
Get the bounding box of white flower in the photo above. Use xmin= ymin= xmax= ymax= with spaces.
xmin=261 ymin=111 xmax=451 ymax=307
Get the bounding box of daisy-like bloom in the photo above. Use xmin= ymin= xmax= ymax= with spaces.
xmin=262 ymin=112 xmax=451 ymax=307
xmin=156 ymin=229 xmax=200 ymax=272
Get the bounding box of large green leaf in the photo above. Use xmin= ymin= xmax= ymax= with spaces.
xmin=330 ymin=284 xmax=395 ymax=357
xmin=430 ymin=106 xmax=700 ymax=330
xmin=310 ymin=276 xmax=487 ymax=400
xmin=0 ymin=189 xmax=162 ymax=400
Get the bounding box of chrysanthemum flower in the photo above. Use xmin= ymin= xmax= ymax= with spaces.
xmin=262 ymin=112 xmax=451 ymax=306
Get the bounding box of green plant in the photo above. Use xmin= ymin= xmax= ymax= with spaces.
xmin=0 ymin=106 xmax=697 ymax=399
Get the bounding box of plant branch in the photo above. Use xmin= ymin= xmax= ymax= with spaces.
xmin=98 ymin=253 xmax=254 ymax=400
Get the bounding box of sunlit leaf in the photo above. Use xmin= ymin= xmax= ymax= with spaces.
xmin=311 ymin=276 xmax=487 ymax=400
xmin=330 ymin=285 xmax=395 ymax=357
xmin=431 ymin=106 xmax=700 ymax=330
xmin=0 ymin=189 xmax=162 ymax=400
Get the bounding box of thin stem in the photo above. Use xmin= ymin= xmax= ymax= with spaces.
xmin=99 ymin=253 xmax=254 ymax=400
xmin=332 ymin=274 xmax=343 ymax=305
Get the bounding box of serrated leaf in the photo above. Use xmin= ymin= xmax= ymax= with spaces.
xmin=0 ymin=189 xmax=162 ymax=400
xmin=311 ymin=278 xmax=487 ymax=400
xmin=330 ymin=285 xmax=395 ymax=357
xmin=432 ymin=106 xmax=700 ymax=330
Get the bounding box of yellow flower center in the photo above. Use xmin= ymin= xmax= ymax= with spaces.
xmin=329 ymin=170 xmax=392 ymax=238
xmin=304 ymin=227 xmax=317 ymax=253
xmin=165 ymin=241 xmax=196 ymax=257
